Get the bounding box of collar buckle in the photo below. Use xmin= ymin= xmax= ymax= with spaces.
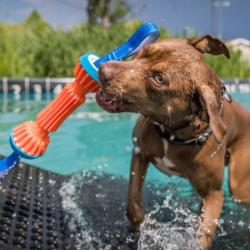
xmin=223 ymin=85 xmax=232 ymax=103
xmin=154 ymin=124 xmax=211 ymax=146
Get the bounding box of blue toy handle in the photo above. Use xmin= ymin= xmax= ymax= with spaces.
xmin=94 ymin=22 xmax=160 ymax=68
xmin=80 ymin=22 xmax=160 ymax=81
xmin=0 ymin=152 xmax=19 ymax=177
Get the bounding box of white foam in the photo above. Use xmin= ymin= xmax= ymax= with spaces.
xmin=59 ymin=175 xmax=208 ymax=250
xmin=139 ymin=194 xmax=202 ymax=250
xmin=59 ymin=174 xmax=101 ymax=250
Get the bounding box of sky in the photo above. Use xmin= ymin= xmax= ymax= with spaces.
xmin=0 ymin=0 xmax=249 ymax=40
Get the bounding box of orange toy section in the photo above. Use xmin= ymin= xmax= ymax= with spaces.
xmin=12 ymin=61 xmax=99 ymax=158
xmin=37 ymin=62 xmax=99 ymax=132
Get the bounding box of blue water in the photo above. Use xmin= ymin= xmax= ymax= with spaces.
xmin=1 ymin=91 xmax=250 ymax=249
xmin=0 ymin=91 xmax=249 ymax=181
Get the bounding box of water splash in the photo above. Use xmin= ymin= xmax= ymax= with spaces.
xmin=139 ymin=193 xmax=202 ymax=250
xmin=59 ymin=171 xmax=119 ymax=250
xmin=59 ymin=173 xmax=100 ymax=250
xmin=59 ymin=171 xmax=250 ymax=250
xmin=0 ymin=152 xmax=19 ymax=179
xmin=59 ymin=173 xmax=204 ymax=250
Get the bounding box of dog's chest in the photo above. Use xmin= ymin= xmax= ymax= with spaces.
xmin=153 ymin=139 xmax=181 ymax=176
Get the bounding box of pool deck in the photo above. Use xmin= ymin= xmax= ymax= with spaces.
xmin=0 ymin=160 xmax=249 ymax=249
xmin=0 ymin=159 xmax=160 ymax=250
xmin=0 ymin=159 xmax=75 ymax=250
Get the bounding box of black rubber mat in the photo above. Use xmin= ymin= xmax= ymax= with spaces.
xmin=0 ymin=160 xmax=75 ymax=250
xmin=0 ymin=159 xmax=249 ymax=249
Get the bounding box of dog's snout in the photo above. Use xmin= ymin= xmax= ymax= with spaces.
xmin=98 ymin=63 xmax=114 ymax=87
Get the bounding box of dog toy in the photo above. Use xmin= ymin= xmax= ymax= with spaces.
xmin=0 ymin=22 xmax=160 ymax=176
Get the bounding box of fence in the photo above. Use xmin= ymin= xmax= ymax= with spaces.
xmin=0 ymin=77 xmax=249 ymax=113
xmin=0 ymin=78 xmax=74 ymax=95
xmin=1 ymin=77 xmax=250 ymax=95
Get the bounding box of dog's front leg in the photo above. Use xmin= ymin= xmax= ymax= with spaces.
xmin=126 ymin=152 xmax=149 ymax=230
xmin=199 ymin=189 xmax=224 ymax=249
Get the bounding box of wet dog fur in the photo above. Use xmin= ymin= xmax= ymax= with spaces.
xmin=96 ymin=36 xmax=250 ymax=249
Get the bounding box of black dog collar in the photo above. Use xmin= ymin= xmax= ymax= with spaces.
xmin=154 ymin=124 xmax=212 ymax=145
xmin=154 ymin=83 xmax=232 ymax=145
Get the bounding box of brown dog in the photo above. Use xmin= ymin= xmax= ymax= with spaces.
xmin=96 ymin=36 xmax=250 ymax=249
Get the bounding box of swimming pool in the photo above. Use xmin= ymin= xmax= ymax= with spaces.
xmin=0 ymin=89 xmax=250 ymax=249
xmin=0 ymin=89 xmax=249 ymax=178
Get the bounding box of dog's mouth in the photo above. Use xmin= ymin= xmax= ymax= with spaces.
xmin=95 ymin=89 xmax=131 ymax=113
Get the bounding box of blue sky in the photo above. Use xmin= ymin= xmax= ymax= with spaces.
xmin=0 ymin=0 xmax=249 ymax=39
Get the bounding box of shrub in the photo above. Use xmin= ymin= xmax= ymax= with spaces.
xmin=0 ymin=11 xmax=249 ymax=78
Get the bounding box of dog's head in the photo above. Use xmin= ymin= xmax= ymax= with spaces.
xmin=96 ymin=35 xmax=230 ymax=143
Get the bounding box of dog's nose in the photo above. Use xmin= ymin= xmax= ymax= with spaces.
xmin=98 ymin=63 xmax=113 ymax=87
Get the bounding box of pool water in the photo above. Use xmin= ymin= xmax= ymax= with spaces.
xmin=0 ymin=91 xmax=249 ymax=179
xmin=0 ymin=93 xmax=138 ymax=176
xmin=1 ymin=91 xmax=250 ymax=249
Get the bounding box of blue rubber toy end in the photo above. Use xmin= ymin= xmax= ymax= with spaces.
xmin=80 ymin=22 xmax=160 ymax=83
xmin=80 ymin=53 xmax=100 ymax=82
xmin=0 ymin=152 xmax=20 ymax=177
xmin=93 ymin=22 xmax=160 ymax=68
xmin=9 ymin=134 xmax=38 ymax=160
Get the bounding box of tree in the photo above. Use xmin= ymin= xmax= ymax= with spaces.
xmin=23 ymin=10 xmax=51 ymax=32
xmin=87 ymin=0 xmax=100 ymax=26
xmin=87 ymin=0 xmax=130 ymax=28
xmin=100 ymin=0 xmax=112 ymax=28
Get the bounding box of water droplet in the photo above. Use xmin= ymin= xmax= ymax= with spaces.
xmin=134 ymin=146 xmax=141 ymax=154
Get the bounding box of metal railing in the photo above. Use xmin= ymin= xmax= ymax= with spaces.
xmin=0 ymin=77 xmax=249 ymax=114
xmin=1 ymin=77 xmax=250 ymax=95
xmin=0 ymin=77 xmax=74 ymax=95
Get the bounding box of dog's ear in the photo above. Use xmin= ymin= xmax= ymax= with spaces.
xmin=188 ymin=35 xmax=230 ymax=59
xmin=197 ymin=84 xmax=227 ymax=143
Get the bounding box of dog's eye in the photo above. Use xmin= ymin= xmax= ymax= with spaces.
xmin=153 ymin=73 xmax=165 ymax=84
